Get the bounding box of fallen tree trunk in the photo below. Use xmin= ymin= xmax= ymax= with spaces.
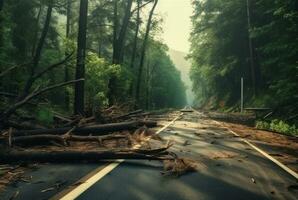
xmin=12 ymin=120 xmax=157 ymax=136
xmin=4 ymin=134 xmax=128 ymax=146
xmin=0 ymin=148 xmax=172 ymax=163
xmin=112 ymin=109 xmax=143 ymax=120
xmin=7 ymin=120 xmax=47 ymax=130
xmin=129 ymin=112 xmax=151 ymax=118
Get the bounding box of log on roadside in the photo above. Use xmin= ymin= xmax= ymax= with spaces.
xmin=12 ymin=120 xmax=157 ymax=136
xmin=3 ymin=134 xmax=128 ymax=146
xmin=0 ymin=148 xmax=172 ymax=163
xmin=112 ymin=109 xmax=143 ymax=120
xmin=7 ymin=120 xmax=47 ymax=130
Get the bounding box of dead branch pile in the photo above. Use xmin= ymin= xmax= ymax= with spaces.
xmin=0 ymin=107 xmax=198 ymax=187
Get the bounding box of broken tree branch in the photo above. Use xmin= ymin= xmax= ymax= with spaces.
xmin=2 ymin=134 xmax=128 ymax=146
xmin=112 ymin=109 xmax=143 ymax=120
xmin=32 ymin=53 xmax=73 ymax=81
xmin=0 ymin=79 xmax=84 ymax=122
xmin=11 ymin=120 xmax=157 ymax=136
xmin=0 ymin=63 xmax=29 ymax=78
xmin=0 ymin=148 xmax=173 ymax=163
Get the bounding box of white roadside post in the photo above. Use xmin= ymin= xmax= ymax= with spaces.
xmin=241 ymin=77 xmax=244 ymax=113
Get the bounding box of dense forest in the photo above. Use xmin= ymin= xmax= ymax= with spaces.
xmin=189 ymin=0 xmax=298 ymax=128
xmin=0 ymin=0 xmax=186 ymax=125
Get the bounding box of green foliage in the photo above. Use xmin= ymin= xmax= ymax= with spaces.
xmin=140 ymin=40 xmax=186 ymax=109
xmin=36 ymin=105 xmax=54 ymax=125
xmin=256 ymin=120 xmax=298 ymax=136
xmin=0 ymin=0 xmax=187 ymax=121
xmin=189 ymin=0 xmax=298 ymax=121
xmin=85 ymin=52 xmax=130 ymax=109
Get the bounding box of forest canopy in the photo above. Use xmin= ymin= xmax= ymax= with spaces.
xmin=189 ymin=0 xmax=298 ymax=121
xmin=0 ymin=0 xmax=186 ymax=123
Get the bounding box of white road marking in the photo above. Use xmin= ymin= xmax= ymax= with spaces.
xmin=192 ymin=108 xmax=298 ymax=180
xmin=59 ymin=113 xmax=183 ymax=200
xmin=227 ymin=128 xmax=298 ymax=180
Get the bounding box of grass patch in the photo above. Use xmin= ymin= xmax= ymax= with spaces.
xmin=256 ymin=119 xmax=298 ymax=137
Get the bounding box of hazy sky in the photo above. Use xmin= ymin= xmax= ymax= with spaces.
xmin=155 ymin=0 xmax=193 ymax=53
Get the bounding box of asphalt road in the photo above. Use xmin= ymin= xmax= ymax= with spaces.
xmin=1 ymin=111 xmax=297 ymax=200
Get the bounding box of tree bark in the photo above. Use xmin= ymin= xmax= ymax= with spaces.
xmin=22 ymin=0 xmax=53 ymax=98
xmin=130 ymin=0 xmax=141 ymax=70
xmin=0 ymin=79 xmax=83 ymax=122
xmin=0 ymin=0 xmax=4 ymax=50
xmin=64 ymin=0 xmax=72 ymax=110
xmin=116 ymin=0 xmax=133 ymax=63
xmin=112 ymin=0 xmax=118 ymax=63
xmin=0 ymin=0 xmax=3 ymax=12
xmin=5 ymin=134 xmax=127 ymax=146
xmin=11 ymin=120 xmax=157 ymax=136
xmin=112 ymin=109 xmax=143 ymax=120
xmin=0 ymin=148 xmax=171 ymax=164
xmin=112 ymin=0 xmax=133 ymax=64
xmin=31 ymin=4 xmax=43 ymax=57
xmin=74 ymin=0 xmax=88 ymax=115
xmin=246 ymin=0 xmax=256 ymax=96
xmin=135 ymin=0 xmax=158 ymax=106
xmin=109 ymin=0 xmax=133 ymax=105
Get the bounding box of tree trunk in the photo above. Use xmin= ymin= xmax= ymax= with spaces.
xmin=109 ymin=0 xmax=133 ymax=105
xmin=12 ymin=120 xmax=157 ymax=136
xmin=112 ymin=0 xmax=119 ymax=64
xmin=22 ymin=0 xmax=53 ymax=98
xmin=112 ymin=109 xmax=143 ymax=120
xmin=112 ymin=0 xmax=133 ymax=64
xmin=31 ymin=4 xmax=43 ymax=57
xmin=0 ymin=0 xmax=3 ymax=12
xmin=0 ymin=0 xmax=4 ymax=49
xmin=116 ymin=0 xmax=133 ymax=64
xmin=0 ymin=79 xmax=83 ymax=122
xmin=130 ymin=0 xmax=141 ymax=70
xmin=135 ymin=0 xmax=158 ymax=106
xmin=5 ymin=134 xmax=127 ymax=146
xmin=64 ymin=0 xmax=71 ymax=110
xmin=246 ymin=0 xmax=256 ymax=97
xmin=74 ymin=0 xmax=88 ymax=115
xmin=0 ymin=149 xmax=171 ymax=164
xmin=145 ymin=60 xmax=150 ymax=109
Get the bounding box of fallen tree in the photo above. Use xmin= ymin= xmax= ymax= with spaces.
xmin=0 ymin=79 xmax=84 ymax=123
xmin=11 ymin=120 xmax=157 ymax=136
xmin=0 ymin=148 xmax=172 ymax=163
xmin=112 ymin=109 xmax=143 ymax=120
xmin=1 ymin=134 xmax=128 ymax=146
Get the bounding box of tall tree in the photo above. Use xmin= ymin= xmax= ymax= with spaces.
xmin=0 ymin=0 xmax=3 ymax=11
xmin=21 ymin=0 xmax=54 ymax=98
xmin=0 ymin=0 xmax=4 ymax=50
xmin=112 ymin=0 xmax=133 ymax=64
xmin=64 ymin=0 xmax=71 ymax=109
xmin=74 ymin=0 xmax=88 ymax=115
xmin=135 ymin=0 xmax=158 ymax=105
xmin=130 ymin=0 xmax=141 ymax=69
xmin=246 ymin=0 xmax=256 ymax=96
xmin=31 ymin=4 xmax=43 ymax=57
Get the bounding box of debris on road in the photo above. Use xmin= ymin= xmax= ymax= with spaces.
xmin=162 ymin=158 xmax=197 ymax=177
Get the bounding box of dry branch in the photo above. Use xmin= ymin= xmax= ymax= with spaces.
xmin=2 ymin=134 xmax=128 ymax=146
xmin=0 ymin=63 xmax=29 ymax=78
xmin=112 ymin=109 xmax=143 ymax=120
xmin=12 ymin=120 xmax=157 ymax=136
xmin=0 ymin=79 xmax=84 ymax=122
xmin=0 ymin=148 xmax=172 ymax=163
